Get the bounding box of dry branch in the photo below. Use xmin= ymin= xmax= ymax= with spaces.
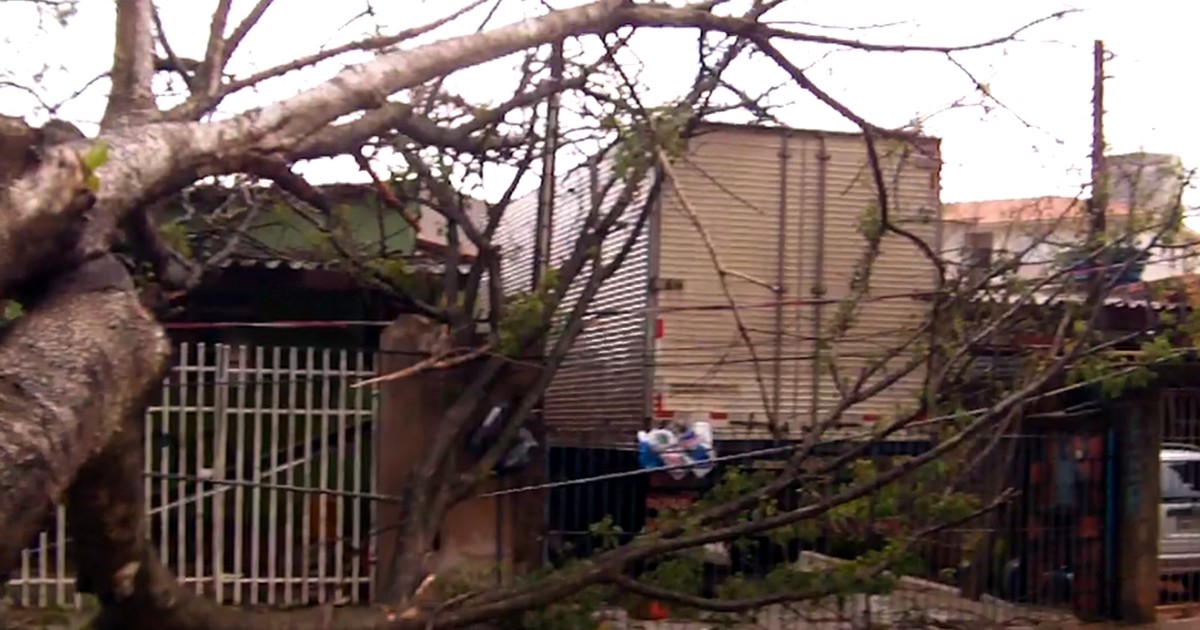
xmin=354 ymin=345 xmax=491 ymax=388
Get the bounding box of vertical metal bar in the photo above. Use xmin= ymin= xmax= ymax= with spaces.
xmin=55 ymin=505 xmax=67 ymax=606
xmin=351 ymin=350 xmax=365 ymax=601
xmin=318 ymin=347 xmax=333 ymax=602
xmin=302 ymin=347 xmax=316 ymax=604
xmin=267 ymin=346 xmax=282 ymax=605
xmin=771 ymin=130 xmax=789 ymax=430
xmin=284 ymin=346 xmax=298 ymax=605
xmin=20 ymin=542 xmax=30 ymax=605
xmin=367 ymin=349 xmax=379 ymax=602
xmin=195 ymin=343 xmax=208 ymax=595
xmin=37 ymin=529 xmax=48 ymax=606
xmin=335 ymin=349 xmax=349 ymax=600
xmin=212 ymin=344 xmax=230 ymax=603
xmin=159 ymin=352 xmax=172 ymax=568
xmin=809 ymin=137 xmax=829 ymax=425
xmin=791 ymin=134 xmax=810 ymax=433
xmin=177 ymin=340 xmax=192 ymax=592
xmin=232 ymin=345 xmax=247 ymax=604
xmin=144 ymin=383 xmax=155 ymax=569
xmin=250 ymin=346 xmax=265 ymax=604
xmin=177 ymin=344 xmax=189 ymax=591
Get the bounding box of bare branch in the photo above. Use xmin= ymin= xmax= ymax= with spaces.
xmin=168 ymin=0 xmax=490 ymax=120
xmin=223 ymin=0 xmax=276 ymax=62
xmin=197 ymin=0 xmax=233 ymax=98
xmin=624 ymin=5 xmax=1076 ymax=54
xmin=150 ymin=3 xmax=193 ymax=89
xmin=102 ymin=0 xmax=158 ymax=127
xmin=354 ymin=344 xmax=491 ymax=388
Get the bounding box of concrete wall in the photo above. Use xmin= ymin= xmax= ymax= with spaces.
xmin=375 ymin=316 xmax=543 ymax=593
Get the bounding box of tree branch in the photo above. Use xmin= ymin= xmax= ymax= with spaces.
xmin=223 ymin=0 xmax=276 ymax=63
xmin=610 ymin=488 xmax=1016 ymax=614
xmin=196 ymin=0 xmax=233 ymax=98
xmin=102 ymin=0 xmax=158 ymax=128
xmin=624 ymin=5 xmax=1076 ymax=54
xmin=150 ymin=3 xmax=194 ymax=89
xmin=0 ymin=255 xmax=169 ymax=579
xmin=168 ymin=0 xmax=489 ymax=121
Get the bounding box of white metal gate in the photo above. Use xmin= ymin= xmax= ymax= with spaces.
xmin=5 ymin=343 xmax=378 ymax=608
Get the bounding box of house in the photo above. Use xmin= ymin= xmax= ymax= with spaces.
xmin=500 ymin=122 xmax=942 ymax=446
xmin=943 ymin=153 xmax=1198 ymax=287
xmin=5 ymin=181 xmax=487 ymax=609
xmin=159 ymin=182 xmax=483 ymax=348
xmin=150 ymin=183 xmax=485 ymax=602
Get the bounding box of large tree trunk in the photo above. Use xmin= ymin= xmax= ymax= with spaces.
xmin=0 ymin=255 xmax=169 ymax=579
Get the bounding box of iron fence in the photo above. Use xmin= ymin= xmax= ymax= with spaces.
xmin=5 ymin=343 xmax=379 ymax=609
xmin=541 ymin=428 xmax=1116 ymax=628
xmin=0 ymin=348 xmax=1135 ymax=627
xmin=1160 ymin=388 xmax=1200 ymax=606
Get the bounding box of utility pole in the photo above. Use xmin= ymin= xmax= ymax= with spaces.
xmin=1089 ymin=39 xmax=1108 ymax=240
xmin=529 ymin=38 xmax=564 ymax=573
xmin=1086 ymin=39 xmax=1109 ymax=309
xmin=532 ymin=40 xmax=564 ymax=290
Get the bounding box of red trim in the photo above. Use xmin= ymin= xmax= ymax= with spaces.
xmin=652 ymin=391 xmax=674 ymax=419
xmin=863 ymin=413 xmax=881 ymax=423
xmin=655 ymin=318 xmax=665 ymax=339
xmin=709 ymin=411 xmax=728 ymax=420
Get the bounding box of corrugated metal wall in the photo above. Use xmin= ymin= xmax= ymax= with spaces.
xmin=499 ymin=157 xmax=653 ymax=441
xmin=653 ymin=127 xmax=789 ymax=433
xmin=655 ymin=125 xmax=940 ymax=438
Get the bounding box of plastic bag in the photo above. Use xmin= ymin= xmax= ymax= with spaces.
xmin=636 ymin=421 xmax=717 ymax=479
xmin=466 ymin=403 xmax=538 ymax=476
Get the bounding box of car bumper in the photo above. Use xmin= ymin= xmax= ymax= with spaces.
xmin=1161 ymin=553 xmax=1200 ymax=574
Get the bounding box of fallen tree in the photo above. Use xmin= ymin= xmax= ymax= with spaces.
xmin=0 ymin=2 xmax=1152 ymax=629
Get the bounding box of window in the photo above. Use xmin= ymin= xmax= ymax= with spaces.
xmin=964 ymin=231 xmax=994 ymax=284
xmin=1163 ymin=460 xmax=1200 ymax=503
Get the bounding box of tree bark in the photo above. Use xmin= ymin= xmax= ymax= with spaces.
xmin=103 ymin=0 xmax=158 ymax=128
xmin=0 ymin=255 xmax=169 ymax=579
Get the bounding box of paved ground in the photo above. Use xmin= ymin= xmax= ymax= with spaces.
xmin=3 ymin=604 xmax=1199 ymax=629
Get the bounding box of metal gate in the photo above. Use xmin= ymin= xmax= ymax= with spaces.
xmin=6 ymin=343 xmax=378 ymax=608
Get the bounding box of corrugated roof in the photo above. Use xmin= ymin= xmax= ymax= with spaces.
xmin=215 ymin=255 xmax=470 ymax=274
xmin=943 ymin=196 xmax=1133 ymax=226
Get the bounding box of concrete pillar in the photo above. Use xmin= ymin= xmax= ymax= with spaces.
xmin=375 ymin=315 xmax=446 ymax=592
xmin=375 ymin=315 xmax=542 ymax=591
xmin=1115 ymin=395 xmax=1160 ymax=623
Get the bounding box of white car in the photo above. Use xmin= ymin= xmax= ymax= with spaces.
xmin=1160 ymin=444 xmax=1200 ymax=575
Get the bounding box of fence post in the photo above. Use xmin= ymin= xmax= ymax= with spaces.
xmin=1114 ymin=395 xmax=1160 ymax=623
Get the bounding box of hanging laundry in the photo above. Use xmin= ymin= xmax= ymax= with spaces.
xmin=637 ymin=420 xmax=716 ymax=479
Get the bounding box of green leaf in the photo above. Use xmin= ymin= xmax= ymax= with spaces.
xmin=81 ymin=141 xmax=110 ymax=173
xmin=2 ymin=301 xmax=24 ymax=322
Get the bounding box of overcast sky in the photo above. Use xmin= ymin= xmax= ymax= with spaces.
xmin=1 ymin=0 xmax=1195 ymax=207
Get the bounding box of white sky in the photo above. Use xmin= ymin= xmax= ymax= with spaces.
xmin=1 ymin=0 xmax=1196 ymax=207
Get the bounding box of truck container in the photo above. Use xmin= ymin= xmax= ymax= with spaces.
xmin=500 ymin=122 xmax=942 ymax=445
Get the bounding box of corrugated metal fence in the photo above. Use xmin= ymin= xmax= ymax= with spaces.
xmin=6 ymin=343 xmax=378 ymax=608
